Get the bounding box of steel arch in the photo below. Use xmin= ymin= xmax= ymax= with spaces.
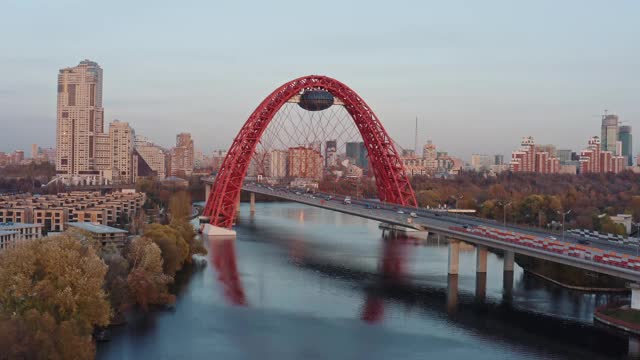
xmin=204 ymin=75 xmax=416 ymax=228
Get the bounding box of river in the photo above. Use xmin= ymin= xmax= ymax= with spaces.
xmin=97 ymin=202 xmax=636 ymax=359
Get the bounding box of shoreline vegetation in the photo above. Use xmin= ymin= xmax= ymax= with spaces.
xmin=0 ymin=190 xmax=207 ymax=359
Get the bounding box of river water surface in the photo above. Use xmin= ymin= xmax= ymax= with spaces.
xmin=97 ymin=202 xmax=636 ymax=359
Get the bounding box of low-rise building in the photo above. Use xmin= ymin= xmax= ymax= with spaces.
xmin=0 ymin=191 xmax=145 ymax=233
xmin=0 ymin=222 xmax=43 ymax=250
xmin=67 ymin=222 xmax=128 ymax=249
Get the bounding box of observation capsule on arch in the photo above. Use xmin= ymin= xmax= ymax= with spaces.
xmin=298 ymin=89 xmax=334 ymax=111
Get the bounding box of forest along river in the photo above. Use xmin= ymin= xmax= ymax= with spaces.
xmin=97 ymin=202 xmax=637 ymax=360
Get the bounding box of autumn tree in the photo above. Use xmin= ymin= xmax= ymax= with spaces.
xmin=0 ymin=234 xmax=110 ymax=358
xmin=143 ymin=223 xmax=190 ymax=276
xmin=126 ymin=237 xmax=175 ymax=311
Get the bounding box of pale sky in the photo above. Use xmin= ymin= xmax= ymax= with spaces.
xmin=1 ymin=0 xmax=639 ymax=160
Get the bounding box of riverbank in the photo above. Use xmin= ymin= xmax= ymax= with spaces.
xmin=524 ymin=269 xmax=629 ymax=292
xmin=516 ymin=255 xmax=628 ymax=291
xmin=595 ymin=304 xmax=640 ymax=335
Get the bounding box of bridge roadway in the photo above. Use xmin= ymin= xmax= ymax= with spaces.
xmin=240 ymin=182 xmax=640 ymax=283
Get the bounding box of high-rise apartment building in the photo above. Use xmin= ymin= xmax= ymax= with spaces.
xmin=422 ymin=140 xmax=438 ymax=172
xmin=619 ymin=125 xmax=633 ymax=166
xmin=56 ymin=60 xmax=104 ymax=178
xmin=288 ymin=147 xmax=323 ymax=179
xmin=510 ymin=136 xmax=560 ymax=173
xmin=108 ymin=121 xmax=135 ymax=183
xmin=170 ymin=133 xmax=195 ymax=177
xmin=601 ymin=113 xmax=619 ymax=153
xmin=579 ymin=136 xmax=625 ymax=174
xmin=269 ymin=150 xmax=288 ymax=178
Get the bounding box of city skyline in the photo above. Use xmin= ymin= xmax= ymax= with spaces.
xmin=2 ymin=1 xmax=639 ymax=159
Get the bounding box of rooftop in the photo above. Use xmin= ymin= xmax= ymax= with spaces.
xmin=0 ymin=222 xmax=43 ymax=229
xmin=67 ymin=222 xmax=128 ymax=234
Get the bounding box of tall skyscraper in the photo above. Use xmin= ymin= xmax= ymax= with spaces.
xmin=601 ymin=113 xmax=619 ymax=153
xmin=56 ymin=60 xmax=104 ymax=177
xmin=619 ymin=125 xmax=633 ymax=166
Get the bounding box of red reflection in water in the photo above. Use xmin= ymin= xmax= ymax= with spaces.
xmin=210 ymin=239 xmax=248 ymax=306
xmin=361 ymin=238 xmax=408 ymax=324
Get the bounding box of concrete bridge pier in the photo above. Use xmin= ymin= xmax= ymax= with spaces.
xmin=448 ymin=239 xmax=460 ymax=275
xmin=250 ymin=192 xmax=256 ymax=213
xmin=475 ymin=245 xmax=488 ymax=301
xmin=447 ymin=274 xmax=459 ymax=315
xmin=503 ymin=251 xmax=515 ymax=302
xmin=475 ymin=245 xmax=488 ymax=300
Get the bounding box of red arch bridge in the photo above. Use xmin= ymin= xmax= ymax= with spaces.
xmin=202 ymin=75 xmax=640 ymax=309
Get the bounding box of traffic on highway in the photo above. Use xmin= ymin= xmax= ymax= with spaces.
xmin=243 ymin=182 xmax=640 ymax=258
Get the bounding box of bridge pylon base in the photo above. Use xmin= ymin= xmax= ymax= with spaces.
xmin=203 ymin=224 xmax=237 ymax=238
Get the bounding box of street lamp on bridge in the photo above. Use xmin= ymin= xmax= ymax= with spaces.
xmin=556 ymin=209 xmax=572 ymax=242
xmin=498 ymin=201 xmax=512 ymax=229
xmin=450 ymin=194 xmax=463 ymax=218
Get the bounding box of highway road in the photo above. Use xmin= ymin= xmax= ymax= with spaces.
xmin=242 ymin=183 xmax=640 ymax=258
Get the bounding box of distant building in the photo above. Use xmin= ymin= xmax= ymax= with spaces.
xmin=619 ymin=125 xmax=633 ymax=166
xmin=288 ymin=146 xmax=323 ymax=179
xmin=579 ymin=136 xmax=625 ymax=174
xmin=471 ymin=154 xmax=492 ymax=171
xmin=269 ymin=150 xmax=288 ymax=178
xmin=170 ymin=133 xmax=194 ymax=177
xmin=325 ymin=140 xmax=337 ymax=168
xmin=422 ymin=141 xmax=438 ymax=172
xmin=135 ymin=137 xmax=167 ymax=179
xmin=346 ymin=142 xmax=368 ymax=170
xmin=510 ymin=137 xmax=560 ymax=173
xmin=494 ymin=154 xmax=504 ymax=165
xmin=556 ymin=149 xmax=573 ymax=164
xmin=211 ymin=149 xmax=228 ymax=173
xmin=601 ymin=113 xmax=619 ymax=153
